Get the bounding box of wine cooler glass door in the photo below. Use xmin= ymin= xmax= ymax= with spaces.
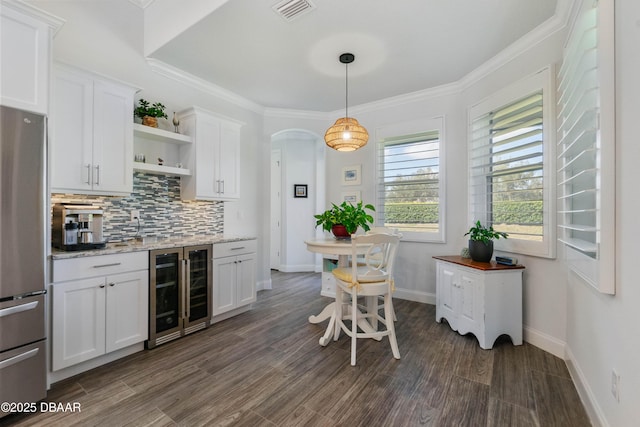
xmin=149 ymin=249 xmax=183 ymax=347
xmin=185 ymin=245 xmax=212 ymax=327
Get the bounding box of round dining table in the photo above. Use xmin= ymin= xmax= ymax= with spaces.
xmin=304 ymin=237 xmax=379 ymax=345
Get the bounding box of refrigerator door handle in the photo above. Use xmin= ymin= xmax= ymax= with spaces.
xmin=0 ymin=348 xmax=39 ymax=370
xmin=0 ymin=301 xmax=38 ymax=318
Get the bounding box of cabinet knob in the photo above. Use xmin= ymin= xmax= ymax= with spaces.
xmin=99 ymin=284 xmax=105 ymax=288
xmin=109 ymin=283 xmax=115 ymax=287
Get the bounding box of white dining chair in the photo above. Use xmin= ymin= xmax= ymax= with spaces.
xmin=331 ymin=233 xmax=401 ymax=366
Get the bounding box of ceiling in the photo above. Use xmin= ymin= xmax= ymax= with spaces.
xmin=149 ymin=0 xmax=559 ymax=113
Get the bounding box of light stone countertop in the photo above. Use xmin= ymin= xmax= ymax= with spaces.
xmin=50 ymin=235 xmax=256 ymax=260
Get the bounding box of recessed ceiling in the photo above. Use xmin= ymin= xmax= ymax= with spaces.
xmin=150 ymin=0 xmax=558 ymax=112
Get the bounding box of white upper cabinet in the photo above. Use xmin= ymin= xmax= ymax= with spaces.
xmin=178 ymin=107 xmax=243 ymax=201
xmin=50 ymin=64 xmax=136 ymax=195
xmin=0 ymin=1 xmax=63 ymax=114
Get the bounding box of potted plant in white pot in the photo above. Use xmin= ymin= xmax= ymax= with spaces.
xmin=464 ymin=220 xmax=508 ymax=262
xmin=314 ymin=201 xmax=375 ymax=239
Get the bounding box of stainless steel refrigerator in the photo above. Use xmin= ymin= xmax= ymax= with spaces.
xmin=0 ymin=105 xmax=47 ymax=415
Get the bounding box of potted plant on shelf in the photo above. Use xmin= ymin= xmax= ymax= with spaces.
xmin=314 ymin=201 xmax=375 ymax=239
xmin=134 ymin=98 xmax=168 ymax=128
xmin=464 ymin=220 xmax=508 ymax=262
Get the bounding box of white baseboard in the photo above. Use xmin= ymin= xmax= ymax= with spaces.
xmin=257 ymin=278 xmax=272 ymax=291
xmin=565 ymin=347 xmax=607 ymax=427
xmin=522 ymin=325 xmax=566 ymax=359
xmin=393 ymin=288 xmax=436 ymax=305
xmin=278 ymin=264 xmax=316 ymax=273
xmin=48 ymin=343 xmax=144 ymax=385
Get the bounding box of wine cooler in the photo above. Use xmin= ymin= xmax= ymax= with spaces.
xmin=147 ymin=245 xmax=212 ymax=348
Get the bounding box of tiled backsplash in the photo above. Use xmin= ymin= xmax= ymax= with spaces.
xmin=52 ymin=172 xmax=224 ymax=242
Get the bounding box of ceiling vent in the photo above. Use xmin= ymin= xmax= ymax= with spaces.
xmin=273 ymin=0 xmax=316 ymax=22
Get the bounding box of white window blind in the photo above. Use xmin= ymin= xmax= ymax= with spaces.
xmin=468 ymin=67 xmax=555 ymax=258
xmin=470 ymin=92 xmax=544 ymax=239
xmin=376 ymin=122 xmax=443 ymax=242
xmin=557 ymin=0 xmax=615 ymax=294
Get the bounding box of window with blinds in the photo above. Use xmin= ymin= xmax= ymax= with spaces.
xmin=468 ymin=68 xmax=555 ymax=258
xmin=557 ymin=0 xmax=615 ymax=294
xmin=377 ymin=124 xmax=443 ymax=242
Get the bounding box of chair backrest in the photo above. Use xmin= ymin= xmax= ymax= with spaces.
xmin=350 ymin=233 xmax=400 ymax=283
xmin=362 ymin=228 xmax=401 ymax=269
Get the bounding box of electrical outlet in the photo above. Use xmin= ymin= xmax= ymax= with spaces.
xmin=130 ymin=209 xmax=140 ymax=221
xmin=611 ymin=369 xmax=620 ymax=402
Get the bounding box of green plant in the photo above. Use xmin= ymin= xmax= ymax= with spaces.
xmin=134 ymin=98 xmax=168 ymax=119
xmin=464 ymin=220 xmax=508 ymax=244
xmin=314 ymin=201 xmax=375 ymax=234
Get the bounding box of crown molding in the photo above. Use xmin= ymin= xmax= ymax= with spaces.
xmin=458 ymin=8 xmax=568 ymax=91
xmin=263 ymin=108 xmax=328 ymax=121
xmin=128 ymin=0 xmax=155 ymax=9
xmin=4 ymin=0 xmax=65 ymax=35
xmin=146 ymin=58 xmax=265 ymax=114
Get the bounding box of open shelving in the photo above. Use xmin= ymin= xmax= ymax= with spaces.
xmin=133 ymin=123 xmax=192 ymax=176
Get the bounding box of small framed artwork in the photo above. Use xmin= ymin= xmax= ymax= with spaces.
xmin=294 ymin=184 xmax=308 ymax=198
xmin=342 ymin=191 xmax=361 ymax=204
xmin=342 ymin=164 xmax=361 ymax=186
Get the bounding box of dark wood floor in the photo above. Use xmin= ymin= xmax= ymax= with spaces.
xmin=2 ymin=271 xmax=590 ymax=427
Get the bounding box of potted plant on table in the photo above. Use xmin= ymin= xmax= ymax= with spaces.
xmin=134 ymin=98 xmax=168 ymax=128
xmin=314 ymin=201 xmax=375 ymax=239
xmin=464 ymin=220 xmax=508 ymax=262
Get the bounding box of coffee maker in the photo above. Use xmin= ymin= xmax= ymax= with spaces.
xmin=52 ymin=204 xmax=106 ymax=250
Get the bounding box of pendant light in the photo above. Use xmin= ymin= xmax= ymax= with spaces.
xmin=324 ymin=53 xmax=369 ymax=151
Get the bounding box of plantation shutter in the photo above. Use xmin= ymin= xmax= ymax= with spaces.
xmin=557 ymin=0 xmax=615 ymax=294
xmin=469 ymin=91 xmax=544 ymax=240
xmin=376 ymin=130 xmax=440 ymax=234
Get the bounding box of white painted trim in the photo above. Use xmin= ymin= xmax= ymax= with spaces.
xmin=128 ymin=0 xmax=155 ymax=8
xmin=256 ymin=278 xmax=272 ymax=291
xmin=277 ymin=264 xmax=316 ymax=273
xmin=5 ymin=0 xmax=65 ymax=35
xmin=565 ymin=346 xmax=607 ymax=427
xmin=393 ymin=289 xmax=435 ymax=305
xmin=523 ymin=325 xmax=566 ymax=359
xmin=146 ymin=58 xmax=265 ymax=114
xmin=48 ymin=343 xmax=143 ymax=385
xmin=210 ymin=305 xmax=252 ymax=324
xmin=263 ymin=107 xmax=327 ymax=121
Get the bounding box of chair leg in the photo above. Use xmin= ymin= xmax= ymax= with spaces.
xmin=351 ymin=291 xmax=358 ymax=366
xmin=389 ymin=296 xmax=397 ymax=322
xmin=385 ymin=294 xmax=400 ymax=360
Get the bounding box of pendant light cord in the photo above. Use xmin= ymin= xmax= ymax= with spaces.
xmin=345 ymin=62 xmax=349 ymax=119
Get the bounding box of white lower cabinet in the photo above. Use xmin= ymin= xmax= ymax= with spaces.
xmin=434 ymin=256 xmax=524 ymax=350
xmin=51 ymin=252 xmax=148 ymax=371
xmin=212 ymin=240 xmax=257 ymax=318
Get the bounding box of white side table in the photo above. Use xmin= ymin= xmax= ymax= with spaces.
xmin=434 ymin=255 xmax=524 ymax=350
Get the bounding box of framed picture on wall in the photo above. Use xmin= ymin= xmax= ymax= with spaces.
xmin=342 ymin=165 xmax=361 ymax=186
xmin=342 ymin=191 xmax=361 ymax=204
xmin=294 ymin=184 xmax=308 ymax=198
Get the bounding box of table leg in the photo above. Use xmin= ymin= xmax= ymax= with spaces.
xmin=308 ymin=302 xmax=335 ymax=324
